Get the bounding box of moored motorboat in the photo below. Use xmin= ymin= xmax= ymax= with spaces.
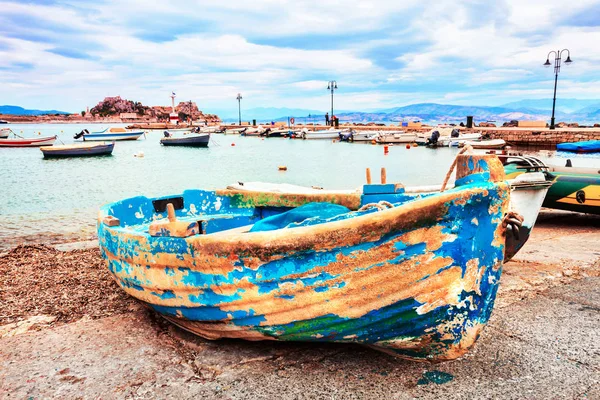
xmin=241 ymin=126 xmax=267 ymax=137
xmin=439 ymin=132 xmax=483 ymax=147
xmin=375 ymin=131 xmax=417 ymax=144
xmin=99 ymin=153 xmax=522 ymax=361
xmin=75 ymin=127 xmax=144 ymax=141
xmin=265 ymin=128 xmax=292 ymax=138
xmin=302 ymin=128 xmax=347 ymax=139
xmin=556 ymin=140 xmax=600 ymax=153
xmin=347 ymin=131 xmax=378 ymax=142
xmin=40 ymin=141 xmax=115 ymax=158
xmin=0 ymin=135 xmax=58 ymax=147
xmin=505 ymin=156 xmax=599 ymax=215
xmin=462 ymin=138 xmax=506 ymax=149
xmin=0 ymin=128 xmax=10 ymax=139
xmin=160 ymin=131 xmax=210 ymax=147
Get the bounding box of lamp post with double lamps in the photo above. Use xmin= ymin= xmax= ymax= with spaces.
xmin=544 ymin=49 xmax=572 ymax=130
xmin=236 ymin=93 xmax=243 ymax=125
xmin=327 ymin=80 xmax=337 ymax=125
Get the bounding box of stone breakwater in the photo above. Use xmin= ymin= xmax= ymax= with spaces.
xmin=477 ymin=127 xmax=600 ymax=146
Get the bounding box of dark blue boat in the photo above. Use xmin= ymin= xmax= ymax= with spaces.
xmin=556 ymin=140 xmax=600 ymax=153
xmin=40 ymin=142 xmax=115 ymax=158
xmin=160 ymin=132 xmax=210 ymax=147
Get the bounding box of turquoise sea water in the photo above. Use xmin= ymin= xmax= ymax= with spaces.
xmin=1 ymin=123 xmax=598 ymax=249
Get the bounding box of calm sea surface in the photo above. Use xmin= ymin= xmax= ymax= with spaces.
xmin=1 ymin=123 xmax=598 ymax=249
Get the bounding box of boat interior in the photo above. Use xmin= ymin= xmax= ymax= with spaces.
xmin=101 ymin=182 xmax=438 ymax=238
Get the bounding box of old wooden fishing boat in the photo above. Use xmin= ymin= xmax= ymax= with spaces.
xmin=0 ymin=135 xmax=57 ymax=147
xmin=505 ymin=156 xmax=599 ymax=215
xmin=40 ymin=141 xmax=115 ymax=158
xmin=99 ymin=154 xmax=520 ymax=361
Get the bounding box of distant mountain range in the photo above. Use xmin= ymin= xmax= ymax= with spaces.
xmin=4 ymin=98 xmax=600 ymax=124
xmin=0 ymin=105 xmax=70 ymax=116
xmin=225 ymin=100 xmax=600 ymax=125
xmin=501 ymin=98 xmax=600 ymax=113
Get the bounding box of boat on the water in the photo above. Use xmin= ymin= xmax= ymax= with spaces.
xmin=343 ymin=131 xmax=378 ymax=142
xmin=160 ymin=131 xmax=210 ymax=147
xmin=75 ymin=128 xmax=144 ymax=141
xmin=438 ymin=132 xmax=483 ymax=147
xmin=225 ymin=127 xmax=248 ymax=134
xmin=0 ymin=120 xmax=8 ymax=124
xmin=126 ymin=123 xmax=193 ymax=132
xmin=462 ymin=139 xmax=506 ymax=149
xmin=264 ymin=128 xmax=293 ymax=138
xmin=302 ymin=128 xmax=347 ymax=139
xmin=40 ymin=141 xmax=115 ymax=158
xmin=241 ymin=126 xmax=267 ymax=137
xmin=505 ymin=156 xmax=599 ymax=215
xmin=375 ymin=131 xmax=417 ymax=144
xmin=0 ymin=135 xmax=58 ymax=147
xmin=0 ymin=128 xmax=9 ymax=139
xmin=99 ymin=153 xmax=532 ymax=361
xmin=556 ymin=140 xmax=600 ymax=153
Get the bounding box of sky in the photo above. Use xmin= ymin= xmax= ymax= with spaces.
xmin=1 ymin=0 xmax=600 ymax=116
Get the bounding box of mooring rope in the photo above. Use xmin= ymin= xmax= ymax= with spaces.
xmin=440 ymin=144 xmax=473 ymax=192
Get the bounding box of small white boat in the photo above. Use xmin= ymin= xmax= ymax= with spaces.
xmin=350 ymin=131 xmax=379 ymax=142
xmin=0 ymin=128 xmax=10 ymax=139
xmin=302 ymin=128 xmax=347 ymax=140
xmin=439 ymin=132 xmax=483 ymax=147
xmin=162 ymin=127 xmax=193 ymax=133
xmin=161 ymin=131 xmax=210 ymax=147
xmin=225 ymin=127 xmax=248 ymax=134
xmin=242 ymin=126 xmax=267 ymax=137
xmin=0 ymin=135 xmax=57 ymax=147
xmin=40 ymin=141 xmax=115 ymax=158
xmin=375 ymin=131 xmax=417 ymax=144
xmin=463 ymin=139 xmax=507 ymax=149
xmin=75 ymin=127 xmax=144 ymax=141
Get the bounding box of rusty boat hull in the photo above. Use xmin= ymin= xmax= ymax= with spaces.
xmin=98 ymin=155 xmax=511 ymax=361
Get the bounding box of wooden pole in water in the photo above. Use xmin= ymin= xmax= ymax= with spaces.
xmin=366 ymin=168 xmax=372 ymax=184
xmin=381 ymin=168 xmax=387 ymax=184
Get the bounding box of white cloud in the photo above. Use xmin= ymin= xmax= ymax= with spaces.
xmin=1 ymin=0 xmax=600 ymax=113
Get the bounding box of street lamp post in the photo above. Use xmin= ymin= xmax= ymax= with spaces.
xmin=544 ymin=49 xmax=572 ymax=130
xmin=236 ymin=93 xmax=243 ymax=125
xmin=327 ymin=80 xmax=337 ymax=125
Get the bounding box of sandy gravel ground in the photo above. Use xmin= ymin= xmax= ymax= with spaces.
xmin=0 ymin=210 xmax=598 ymax=399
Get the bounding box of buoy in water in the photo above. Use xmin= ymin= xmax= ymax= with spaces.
xmin=371 ymin=140 xmax=377 ymax=145
xmin=231 ymin=143 xmax=235 ymax=146
xmin=278 ymin=166 xmax=287 ymax=171
xmin=384 ymin=145 xmax=389 ymax=154
xmin=406 ymin=144 xmax=410 ymax=149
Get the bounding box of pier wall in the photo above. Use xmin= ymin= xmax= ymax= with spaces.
xmin=478 ymin=128 xmax=600 ymax=145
